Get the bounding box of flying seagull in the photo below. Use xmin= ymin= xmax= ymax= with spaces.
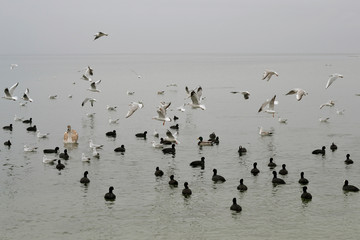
xmin=2 ymin=82 xmax=19 ymax=101
xmin=22 ymin=88 xmax=33 ymax=102
xmin=325 ymin=73 xmax=343 ymax=89
xmin=94 ymin=32 xmax=108 ymax=40
xmin=262 ymin=70 xmax=279 ymax=81
xmin=285 ymin=88 xmax=308 ymax=101
xmin=125 ymin=101 xmax=144 ymax=118
xmin=82 ymin=97 xmax=96 ymax=107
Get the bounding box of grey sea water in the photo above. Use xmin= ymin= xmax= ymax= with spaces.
xmin=1 ymin=54 xmax=360 ymax=239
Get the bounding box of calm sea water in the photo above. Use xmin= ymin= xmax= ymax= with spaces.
xmin=1 ymin=54 xmax=360 ymax=239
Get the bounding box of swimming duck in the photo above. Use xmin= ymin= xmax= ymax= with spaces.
xmin=56 ymin=160 xmax=65 ymax=170
xmin=168 ymin=175 xmax=178 ymax=187
xmin=198 ymin=136 xmax=213 ymax=146
xmin=182 ymin=182 xmax=192 ymax=197
xmin=344 ymin=154 xmax=353 ymax=164
xmin=104 ymin=186 xmax=116 ymax=201
xmin=301 ymin=186 xmax=312 ymax=200
xmin=343 ymin=180 xmax=359 ymax=192
xmin=22 ymin=118 xmax=32 ymax=124
xmin=27 ymin=125 xmax=37 ymax=132
xmin=330 ymin=142 xmax=337 ymax=151
xmin=298 ymin=172 xmax=309 ymax=185
xmin=268 ymin=157 xmax=277 ymax=168
xmin=212 ymin=169 xmax=226 ymax=183
xmin=312 ymin=146 xmax=325 ymax=155
xmin=238 ymin=146 xmax=247 ymax=155
xmin=135 ymin=131 xmax=147 ymax=139
xmin=4 ymin=140 xmax=11 ymax=146
xmin=173 ymin=116 xmax=179 ymax=121
xmin=43 ymin=147 xmax=59 ymax=154
xmin=154 ymin=167 xmax=164 ymax=177
xmin=230 ymin=198 xmax=242 ymax=212
xmin=237 ymin=179 xmax=248 ymax=191
xmin=106 ymin=130 xmax=116 ymax=137
xmin=272 ymin=171 xmax=285 ymax=185
xmin=59 ymin=149 xmax=69 ymax=160
xmin=190 ymin=157 xmax=205 ymax=168
xmin=251 ymin=162 xmax=260 ymax=176
xmin=2 ymin=124 xmax=12 ymax=131
xmin=162 ymin=144 xmax=176 ymax=154
xmin=114 ymin=145 xmax=125 ymax=152
xmin=208 ymin=132 xmax=216 ymax=142
xmin=160 ymin=138 xmax=172 ymax=145
xmin=80 ymin=171 xmax=90 ymax=184
xmin=279 ymin=164 xmax=288 ymax=175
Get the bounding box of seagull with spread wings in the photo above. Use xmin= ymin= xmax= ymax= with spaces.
xmin=2 ymin=82 xmax=19 ymax=101
xmin=125 ymin=101 xmax=144 ymax=118
xmin=285 ymin=88 xmax=308 ymax=101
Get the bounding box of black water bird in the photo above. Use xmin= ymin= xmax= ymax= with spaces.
xmin=330 ymin=142 xmax=337 ymax=151
xmin=104 ymin=186 xmax=116 ymax=200
xmin=344 ymin=154 xmax=353 ymax=164
xmin=279 ymin=164 xmax=288 ymax=175
xmin=162 ymin=144 xmax=175 ymax=154
xmin=182 ymin=182 xmax=192 ymax=197
xmin=2 ymin=124 xmax=12 ymax=131
xmin=230 ymin=198 xmax=242 ymax=212
xmin=22 ymin=118 xmax=32 ymax=124
xmin=198 ymin=136 xmax=213 ymax=146
xmin=173 ymin=116 xmax=179 ymax=121
xmin=251 ymin=162 xmax=260 ymax=176
xmin=106 ymin=130 xmax=116 ymax=137
xmin=212 ymin=169 xmax=226 ymax=183
xmin=80 ymin=171 xmax=90 ymax=184
xmin=312 ymin=146 xmax=325 ymax=155
xmin=301 ymin=186 xmax=312 ymax=200
xmin=190 ymin=157 xmax=205 ymax=168
xmin=4 ymin=140 xmax=11 ymax=146
xmin=170 ymin=124 xmax=179 ymax=130
xmin=237 ymin=179 xmax=248 ymax=191
xmin=154 ymin=167 xmax=164 ymax=177
xmin=56 ymin=160 xmax=65 ymax=170
xmin=59 ymin=149 xmax=69 ymax=160
xmin=160 ymin=138 xmax=172 ymax=145
xmin=298 ymin=172 xmax=309 ymax=185
xmin=43 ymin=147 xmax=59 ymax=154
xmin=135 ymin=131 xmax=147 ymax=138
xmin=272 ymin=171 xmax=285 ymax=185
xmin=168 ymin=175 xmax=178 ymax=187
xmin=268 ymin=157 xmax=277 ymax=168
xmin=27 ymin=125 xmax=37 ymax=132
xmin=342 ymin=180 xmax=359 ymax=192
xmin=114 ymin=145 xmax=125 ymax=152
xmin=238 ymin=145 xmax=247 ymax=155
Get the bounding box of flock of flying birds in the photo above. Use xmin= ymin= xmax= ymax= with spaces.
xmin=2 ymin=32 xmax=359 ymax=207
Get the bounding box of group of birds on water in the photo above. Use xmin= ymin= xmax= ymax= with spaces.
xmin=2 ymin=32 xmax=359 ymax=211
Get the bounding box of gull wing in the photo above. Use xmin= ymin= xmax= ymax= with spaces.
xmin=325 ymin=75 xmax=337 ymax=89
xmin=268 ymin=95 xmax=276 ymax=110
xmin=9 ymin=82 xmax=19 ymax=95
xmin=190 ymin=91 xmax=200 ymax=105
xmin=126 ymin=102 xmax=140 ymax=118
xmin=258 ymin=99 xmax=270 ymax=112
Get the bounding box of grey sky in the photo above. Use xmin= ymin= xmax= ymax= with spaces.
xmin=1 ymin=0 xmax=359 ymax=55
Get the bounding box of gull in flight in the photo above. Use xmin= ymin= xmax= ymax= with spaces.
xmin=85 ymin=66 xmax=93 ymax=76
xmin=87 ymin=80 xmax=101 ymax=92
xmin=37 ymin=130 xmax=50 ymax=138
xmin=2 ymin=82 xmax=19 ymax=101
xmin=319 ymin=100 xmax=335 ymax=109
xmin=285 ymin=88 xmax=308 ymax=101
xmin=262 ymin=70 xmax=279 ymax=81
xmin=81 ymin=74 xmax=92 ymax=82
xmin=22 ymin=88 xmax=33 ymax=102
xmin=10 ymin=64 xmax=18 ymax=70
xmin=49 ymin=95 xmax=58 ymax=99
xmin=319 ymin=117 xmax=330 ymax=123
xmin=125 ymin=101 xmax=143 ymax=118
xmin=131 ymin=70 xmax=142 ymax=79
xmin=278 ymin=117 xmax=288 ymax=124
xmin=259 ymin=126 xmax=273 ymax=136
xmin=153 ymin=102 xmax=172 ymax=124
xmin=106 ymin=105 xmax=117 ymax=111
xmin=258 ymin=95 xmax=277 ymax=117
xmin=165 ymin=129 xmax=180 ymax=144
xmin=126 ymin=91 xmax=135 ymax=95
xmin=157 ymin=91 xmax=165 ymax=95
xmin=188 ymin=86 xmax=206 ymax=110
xmin=326 ymin=73 xmax=343 ymax=89
xmin=230 ymin=91 xmax=250 ymax=99
xmin=109 ymin=117 xmax=120 ymax=124
xmin=82 ymin=98 xmax=96 ymax=107
xmin=94 ymin=32 xmax=108 ymax=40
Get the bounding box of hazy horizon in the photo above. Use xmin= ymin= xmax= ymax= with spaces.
xmin=1 ymin=0 xmax=360 ymax=55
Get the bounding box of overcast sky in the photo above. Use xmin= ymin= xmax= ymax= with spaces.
xmin=1 ymin=0 xmax=359 ymax=55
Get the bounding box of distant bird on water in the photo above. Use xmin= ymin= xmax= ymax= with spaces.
xmin=230 ymin=198 xmax=242 ymax=212
xmin=104 ymin=186 xmax=116 ymax=201
xmin=80 ymin=171 xmax=90 ymax=184
xmin=342 ymin=180 xmax=359 ymax=192
xmin=312 ymin=146 xmax=326 ymax=155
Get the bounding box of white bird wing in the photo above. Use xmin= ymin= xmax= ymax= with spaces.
xmin=9 ymin=82 xmax=19 ymax=95
xmin=86 ymin=66 xmax=93 ymax=76
xmin=258 ymin=99 xmax=270 ymax=112
xmin=285 ymin=89 xmax=298 ymax=95
xmin=197 ymin=86 xmax=203 ymax=100
xmin=296 ymin=89 xmax=306 ymax=101
xmin=4 ymin=88 xmax=12 ymax=98
xmin=81 ymin=74 xmax=92 ymax=82
xmin=262 ymin=70 xmax=271 ymax=80
xmin=325 ymin=75 xmax=338 ymax=89
xmin=268 ymin=95 xmax=276 ymax=110
xmin=157 ymin=107 xmax=166 ymax=118
xmin=126 ymin=102 xmax=141 ymax=118
xmin=82 ymin=98 xmax=92 ymax=106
